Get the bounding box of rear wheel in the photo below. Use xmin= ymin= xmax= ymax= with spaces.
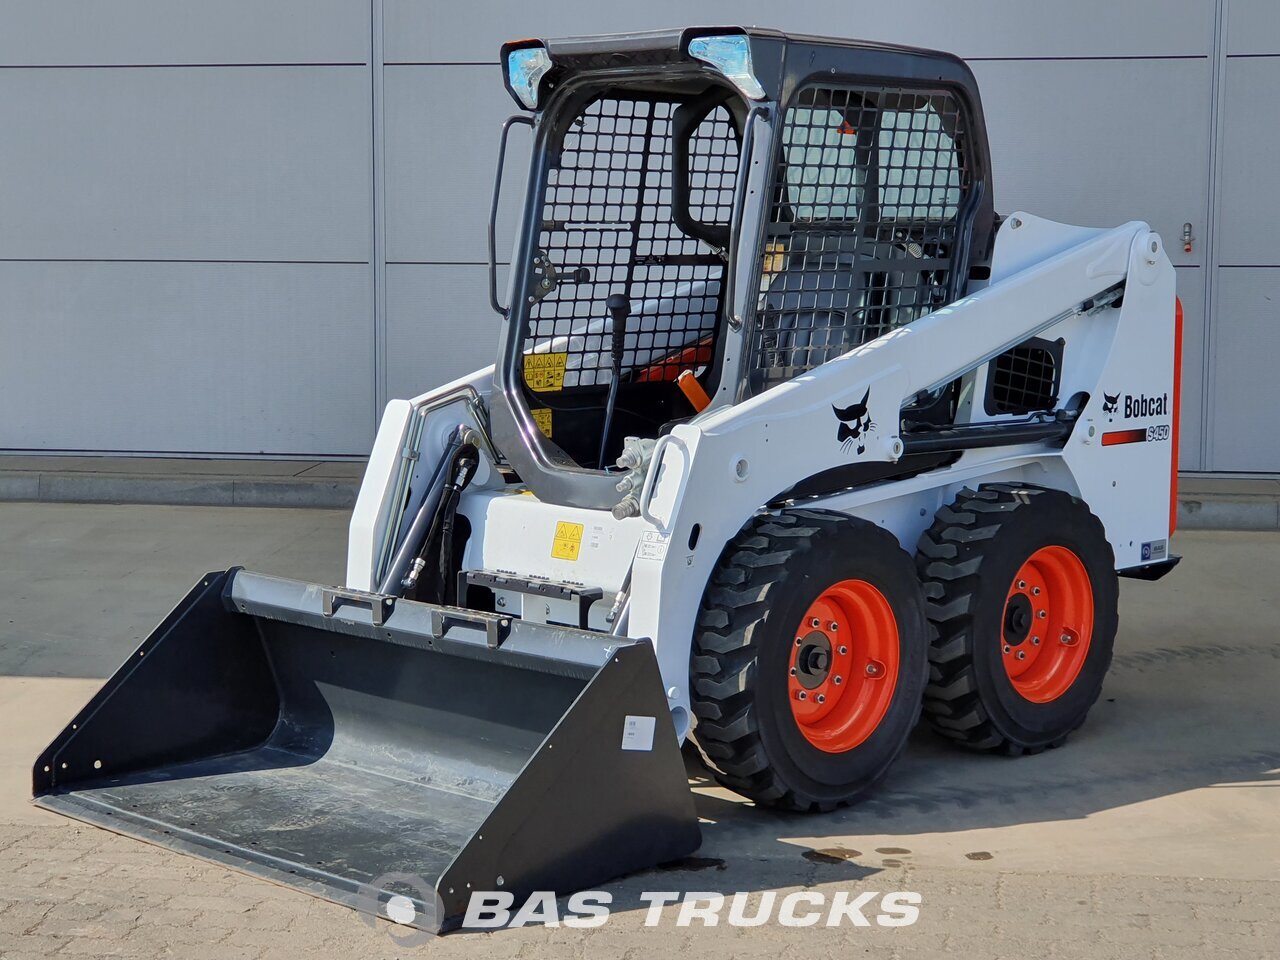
xmin=916 ymin=484 xmax=1119 ymax=754
xmin=690 ymin=510 xmax=928 ymax=812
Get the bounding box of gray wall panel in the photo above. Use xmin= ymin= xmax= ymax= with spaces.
xmin=0 ymin=66 xmax=371 ymax=262
xmin=1208 ymin=268 xmax=1280 ymax=472
xmin=383 ymin=65 xmax=526 ymax=264
xmin=0 ymin=262 xmax=373 ymax=455
xmin=384 ymin=264 xmax=499 ymax=401
xmin=385 ymin=1 xmax=1212 ymax=63
xmin=384 ymin=58 xmax=1214 ymax=268
xmin=0 ymin=1 xmax=369 ymax=66
xmin=1215 ymin=57 xmax=1280 ymax=266
xmin=1 ymin=9 xmax=1268 ymax=473
xmin=1225 ymin=0 xmax=1280 ymax=56
xmin=1175 ymin=267 xmax=1206 ymax=472
xmin=974 ymin=59 xmax=1210 ymax=269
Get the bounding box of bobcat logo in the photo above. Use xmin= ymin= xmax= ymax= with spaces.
xmin=1102 ymin=392 xmax=1120 ymax=414
xmin=833 ymin=387 xmax=876 ymax=455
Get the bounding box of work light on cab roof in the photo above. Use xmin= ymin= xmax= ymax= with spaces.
xmin=505 ymin=43 xmax=552 ymax=109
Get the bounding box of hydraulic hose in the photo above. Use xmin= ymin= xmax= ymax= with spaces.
xmin=597 ymin=294 xmax=631 ymax=469
xmin=433 ymin=445 xmax=480 ymax=604
xmin=598 ymin=377 xmax=621 ymax=471
xmin=377 ymin=425 xmax=479 ymax=597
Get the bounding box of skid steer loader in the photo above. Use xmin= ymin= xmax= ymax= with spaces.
xmin=35 ymin=27 xmax=1182 ymax=931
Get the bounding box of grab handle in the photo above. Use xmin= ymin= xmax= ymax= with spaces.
xmin=489 ymin=115 xmax=535 ymax=316
xmin=638 ymin=433 xmax=691 ymax=532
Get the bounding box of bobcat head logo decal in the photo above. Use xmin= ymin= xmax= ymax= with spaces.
xmin=1102 ymin=392 xmax=1120 ymax=414
xmin=833 ymin=387 xmax=876 ymax=455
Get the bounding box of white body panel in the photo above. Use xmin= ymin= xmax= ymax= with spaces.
xmin=345 ymin=366 xmax=497 ymax=591
xmin=347 ymin=214 xmax=1179 ymax=739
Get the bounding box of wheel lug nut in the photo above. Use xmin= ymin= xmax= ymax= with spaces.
xmin=838 ymin=645 xmax=848 ymax=656
xmin=829 ymin=622 xmax=838 ymax=631
xmin=833 ymin=676 xmax=842 ymax=685
xmin=795 ymin=637 xmax=803 ymax=646
xmin=816 ymin=694 xmax=826 ymax=704
xmin=1016 ymin=650 xmax=1026 ymax=660
xmin=1003 ymin=644 xmax=1011 ymax=654
xmin=1032 ymin=636 xmax=1040 ymax=645
xmin=789 ymin=666 xmax=796 ymax=676
xmin=811 ymin=618 xmax=820 ymax=628
xmin=1031 ymin=587 xmax=1041 ymax=596
xmin=797 ymin=691 xmax=807 ymax=700
xmin=1017 ymin=580 xmax=1027 ymax=589
xmin=1037 ymin=610 xmax=1047 ymax=619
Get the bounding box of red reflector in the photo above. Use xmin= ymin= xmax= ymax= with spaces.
xmin=1101 ymin=429 xmax=1146 ymax=446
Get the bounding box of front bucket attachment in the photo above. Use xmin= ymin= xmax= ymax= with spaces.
xmin=34 ymin=570 xmax=700 ymax=931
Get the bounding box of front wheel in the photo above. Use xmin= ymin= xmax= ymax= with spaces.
xmin=916 ymin=484 xmax=1119 ymax=755
xmin=690 ymin=510 xmax=929 ymax=812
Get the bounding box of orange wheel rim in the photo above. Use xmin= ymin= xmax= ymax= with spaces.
xmin=788 ymin=579 xmax=899 ymax=753
xmin=1001 ymin=545 xmax=1094 ymax=703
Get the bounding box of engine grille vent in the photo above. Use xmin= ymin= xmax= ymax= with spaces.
xmin=985 ymin=338 xmax=1062 ymax=415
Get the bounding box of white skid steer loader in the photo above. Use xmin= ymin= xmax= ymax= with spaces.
xmin=35 ymin=27 xmax=1182 ymax=932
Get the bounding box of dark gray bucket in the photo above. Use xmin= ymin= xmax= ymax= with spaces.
xmin=34 ymin=569 xmax=700 ymax=931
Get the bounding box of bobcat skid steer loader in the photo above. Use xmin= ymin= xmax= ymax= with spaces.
xmin=35 ymin=27 xmax=1181 ymax=931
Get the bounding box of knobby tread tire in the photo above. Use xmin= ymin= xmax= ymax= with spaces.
xmin=915 ymin=483 xmax=1119 ymax=756
xmin=690 ymin=509 xmax=927 ymax=812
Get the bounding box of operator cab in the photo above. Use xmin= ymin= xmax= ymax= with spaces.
xmin=488 ymin=28 xmax=997 ymax=510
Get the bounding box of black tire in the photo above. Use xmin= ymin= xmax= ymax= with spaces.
xmin=690 ymin=510 xmax=929 ymax=812
xmin=916 ymin=484 xmax=1119 ymax=755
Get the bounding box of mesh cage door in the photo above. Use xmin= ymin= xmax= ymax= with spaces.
xmin=516 ymin=94 xmax=739 ymax=464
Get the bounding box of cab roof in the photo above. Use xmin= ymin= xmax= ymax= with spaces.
xmin=502 ymin=26 xmax=982 ymax=107
xmin=499 ymin=26 xmax=995 ymax=263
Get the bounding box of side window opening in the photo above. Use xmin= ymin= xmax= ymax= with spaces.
xmin=878 ymin=103 xmax=963 ymax=221
xmin=783 ymin=105 xmax=866 ymax=221
xmin=752 ymin=85 xmax=972 ymax=394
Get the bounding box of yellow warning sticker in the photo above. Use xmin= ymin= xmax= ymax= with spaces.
xmin=551 ymin=521 xmax=584 ymax=561
xmin=530 ymin=407 xmax=553 ymax=437
xmin=524 ymin=352 xmax=568 ymax=392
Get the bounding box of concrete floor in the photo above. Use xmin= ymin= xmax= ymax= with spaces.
xmin=0 ymin=502 xmax=1277 ymax=957
xmin=0 ymin=502 xmax=347 ymax=678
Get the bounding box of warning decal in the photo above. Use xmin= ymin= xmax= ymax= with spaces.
xmin=551 ymin=521 xmax=584 ymax=561
xmin=524 ymin=352 xmax=568 ymax=392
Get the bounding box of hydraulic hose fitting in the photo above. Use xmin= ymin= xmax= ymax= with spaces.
xmin=402 ymin=557 xmax=428 ymax=591
xmin=611 ymin=437 xmax=656 ymax=519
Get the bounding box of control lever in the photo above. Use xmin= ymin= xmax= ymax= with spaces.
xmin=677 ymin=369 xmax=711 ymax=412
xmin=597 ymin=294 xmax=631 ymax=469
